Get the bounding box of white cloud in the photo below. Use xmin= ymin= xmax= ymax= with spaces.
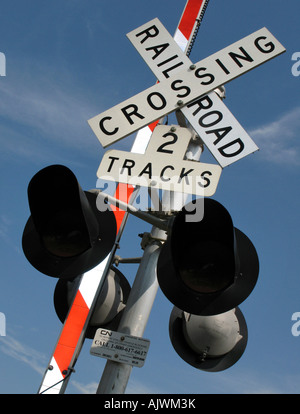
xmin=198 ymin=370 xmax=300 ymax=394
xmin=0 ymin=58 xmax=103 ymax=160
xmin=1 ymin=332 xmax=297 ymax=394
xmin=249 ymin=107 xmax=300 ymax=166
xmin=71 ymin=381 xmax=98 ymax=394
xmin=126 ymin=378 xmax=162 ymax=394
xmin=0 ymin=334 xmax=47 ymax=375
xmin=0 ymin=214 xmax=22 ymax=254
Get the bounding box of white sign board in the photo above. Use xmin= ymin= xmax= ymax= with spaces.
xmin=88 ymin=26 xmax=285 ymax=148
xmin=180 ymin=93 xmax=259 ymax=167
xmin=127 ymin=18 xmax=259 ymax=168
xmin=126 ymin=18 xmax=192 ymax=80
xmin=90 ymin=328 xmax=150 ymax=367
xmin=97 ymin=125 xmax=222 ymax=196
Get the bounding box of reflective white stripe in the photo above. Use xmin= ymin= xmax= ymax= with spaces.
xmin=78 ymin=257 xmax=110 ymax=309
xmin=39 ymin=357 xmax=64 ymax=394
xmin=173 ymin=28 xmax=188 ymax=52
xmin=130 ymin=126 xmax=153 ymax=154
xmin=39 ymin=0 xmax=207 ymax=395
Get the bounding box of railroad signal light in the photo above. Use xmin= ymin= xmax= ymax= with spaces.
xmin=22 ymin=165 xmax=117 ymax=280
xmin=157 ymin=197 xmax=259 ymax=371
xmin=169 ymin=306 xmax=248 ymax=372
xmin=54 ymin=267 xmax=131 ymax=339
xmin=157 ymin=198 xmax=259 ymax=316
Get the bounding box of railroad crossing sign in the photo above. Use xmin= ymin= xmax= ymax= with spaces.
xmin=88 ymin=21 xmax=285 ymax=152
xmin=126 ymin=18 xmax=259 ymax=167
xmin=97 ymin=125 xmax=222 ymax=196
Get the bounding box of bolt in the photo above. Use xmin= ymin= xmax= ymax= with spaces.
xmin=170 ymin=126 xmax=176 ymax=132
xmin=177 ymin=100 xmax=184 ymax=106
xmin=189 ymin=64 xmax=196 ymax=70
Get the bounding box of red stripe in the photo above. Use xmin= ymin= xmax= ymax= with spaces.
xmin=148 ymin=120 xmax=159 ymax=132
xmin=111 ymin=183 xmax=135 ymax=234
xmin=52 ymin=184 xmax=134 ymax=377
xmin=178 ymin=0 xmax=205 ymax=40
xmin=53 ymin=291 xmax=89 ymax=376
xmin=45 ymin=0 xmax=205 ymax=385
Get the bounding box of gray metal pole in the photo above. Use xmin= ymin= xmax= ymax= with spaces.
xmin=96 ymin=128 xmax=203 ymax=394
xmin=96 ymin=225 xmax=166 ymax=394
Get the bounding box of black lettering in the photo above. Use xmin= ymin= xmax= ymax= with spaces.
xmin=186 ymin=95 xmax=213 ymax=116
xmin=107 ymin=156 xmax=119 ymax=172
xmin=146 ymin=43 xmax=169 ymax=60
xmin=100 ymin=329 xmax=112 ymax=336
xmin=178 ymin=168 xmax=194 ymax=184
xmin=198 ymin=171 xmax=212 ymax=188
xmin=206 ymin=126 xmax=232 ymax=145
xmin=147 ymin=92 xmax=167 ymax=110
xmin=171 ymin=79 xmax=191 ymax=98
xmin=218 ymin=138 xmax=245 ymax=157
xmin=194 ymin=67 xmax=215 ymax=85
xmin=160 ymin=165 xmax=174 ymax=181
xmin=157 ymin=54 xmax=178 ymax=67
xmin=121 ymin=159 xmax=135 ymax=175
xmin=135 ymin=25 xmax=159 ymax=44
xmin=229 ymin=47 xmax=253 ymax=68
xmin=121 ymin=104 xmax=144 ymax=125
xmin=215 ymin=58 xmax=230 ymax=75
xmin=199 ymin=110 xmax=223 ymax=128
xmin=157 ymin=132 xmax=178 ymax=154
xmin=138 ymin=162 xmax=152 ymax=178
xmin=254 ymin=36 xmax=275 ymax=53
xmin=99 ymin=116 xmax=119 ymax=136
xmin=157 ymin=55 xmax=185 ymax=78
xmin=162 ymin=62 xmax=184 ymax=78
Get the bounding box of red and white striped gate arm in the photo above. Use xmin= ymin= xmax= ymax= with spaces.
xmin=131 ymin=0 xmax=210 ymax=154
xmin=38 ymin=184 xmax=134 ymax=394
xmin=175 ymin=0 xmax=210 ymax=54
xmin=38 ymin=0 xmax=210 ymax=394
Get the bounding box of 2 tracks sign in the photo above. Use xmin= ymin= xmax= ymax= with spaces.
xmin=97 ymin=125 xmax=222 ymax=196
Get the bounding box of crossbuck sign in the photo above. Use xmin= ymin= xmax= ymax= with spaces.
xmin=126 ymin=18 xmax=258 ymax=168
xmin=88 ymin=20 xmax=285 ymax=155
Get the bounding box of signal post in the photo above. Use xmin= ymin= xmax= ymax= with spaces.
xmin=96 ymin=225 xmax=167 ymax=393
xmin=21 ymin=0 xmax=286 ymax=394
xmin=96 ymin=122 xmax=204 ymax=393
xmin=90 ymin=12 xmax=283 ymax=392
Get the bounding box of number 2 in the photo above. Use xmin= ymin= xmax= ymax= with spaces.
xmin=157 ymin=132 xmax=178 ymax=154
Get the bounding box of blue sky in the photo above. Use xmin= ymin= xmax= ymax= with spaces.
xmin=0 ymin=0 xmax=299 ymax=394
